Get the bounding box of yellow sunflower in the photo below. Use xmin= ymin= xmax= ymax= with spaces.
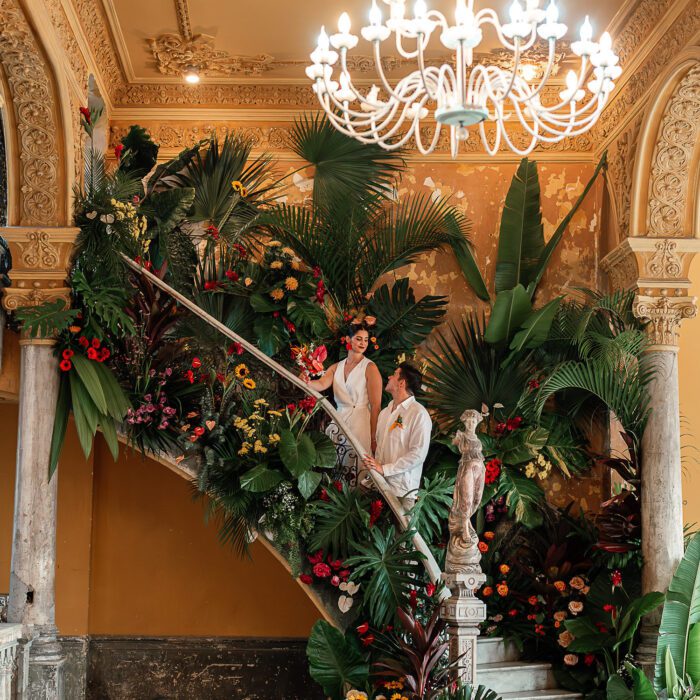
xmin=243 ymin=377 xmax=256 ymax=390
xmin=234 ymin=364 xmax=249 ymax=379
xmin=231 ymin=180 xmax=243 ymax=192
xmin=284 ymin=276 xmax=299 ymax=291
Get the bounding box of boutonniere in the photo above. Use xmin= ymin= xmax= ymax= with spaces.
xmin=390 ymin=415 xmax=404 ymax=432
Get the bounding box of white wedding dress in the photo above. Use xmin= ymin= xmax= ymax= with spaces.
xmin=326 ymin=356 xmax=372 ymax=484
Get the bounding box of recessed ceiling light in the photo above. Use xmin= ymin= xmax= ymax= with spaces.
xmin=183 ymin=66 xmax=200 ymax=84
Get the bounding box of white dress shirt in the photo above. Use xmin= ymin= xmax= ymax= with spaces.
xmin=375 ymin=395 xmax=432 ymax=498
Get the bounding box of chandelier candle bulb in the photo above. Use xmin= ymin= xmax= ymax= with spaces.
xmin=307 ymin=0 xmax=621 ymax=156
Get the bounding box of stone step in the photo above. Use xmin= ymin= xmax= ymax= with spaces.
xmin=477 ymin=661 xmax=556 ymax=694
xmin=477 ymin=636 xmax=520 ymax=665
xmin=499 ymin=691 xmax=582 ymax=700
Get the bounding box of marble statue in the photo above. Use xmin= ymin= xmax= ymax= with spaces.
xmin=445 ymin=408 xmax=485 ymax=574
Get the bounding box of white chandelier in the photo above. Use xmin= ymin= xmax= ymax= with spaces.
xmin=306 ymin=0 xmax=621 ymax=157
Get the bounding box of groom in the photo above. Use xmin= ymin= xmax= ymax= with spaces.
xmin=362 ymin=362 xmax=432 ymax=507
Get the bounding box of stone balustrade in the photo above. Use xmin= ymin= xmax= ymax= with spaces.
xmin=0 ymin=624 xmax=21 ymax=700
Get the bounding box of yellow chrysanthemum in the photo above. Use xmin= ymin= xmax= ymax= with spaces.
xmin=268 ymin=433 xmax=281 ymax=443
xmin=282 ymin=247 xmax=296 ymax=257
xmin=234 ymin=364 xmax=249 ymax=379
xmin=270 ymin=288 xmax=284 ymax=301
xmin=270 ymin=261 xmax=283 ymax=270
xmin=243 ymin=377 xmax=256 ymax=390
xmin=254 ymin=398 xmax=268 ymax=406
xmin=284 ymin=276 xmax=299 ymax=291
xmin=238 ymin=441 xmax=251 ymax=456
xmin=267 ymin=410 xmax=282 ymax=417
xmin=254 ymin=439 xmax=267 ymax=454
xmin=268 ymin=240 xmax=282 ymax=247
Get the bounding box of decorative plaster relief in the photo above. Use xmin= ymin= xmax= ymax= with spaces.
xmin=647 ymin=65 xmax=700 ymax=238
xmin=0 ymin=1 xmax=61 ymax=226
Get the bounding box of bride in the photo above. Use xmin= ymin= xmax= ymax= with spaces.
xmin=305 ymin=321 xmax=382 ymax=482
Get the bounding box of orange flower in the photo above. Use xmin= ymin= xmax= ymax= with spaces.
xmin=554 ymin=580 xmax=567 ymax=593
xmin=499 ymin=564 xmax=510 ymax=575
xmin=484 ymin=531 xmax=495 ymax=540
xmin=482 ymin=586 xmax=493 ymax=597
xmin=478 ymin=541 xmax=489 ymax=553
xmin=528 ymin=595 xmax=538 ymax=606
xmin=496 ymin=583 xmax=509 ymax=597
xmin=569 ymin=576 xmax=585 ymax=590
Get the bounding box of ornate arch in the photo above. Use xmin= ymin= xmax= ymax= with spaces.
xmin=0 ymin=0 xmax=71 ymax=227
xmin=630 ymin=48 xmax=700 ymax=238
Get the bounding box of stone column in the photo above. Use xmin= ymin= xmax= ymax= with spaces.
xmin=1 ymin=227 xmax=78 ymax=700
xmin=602 ymin=237 xmax=699 ymax=665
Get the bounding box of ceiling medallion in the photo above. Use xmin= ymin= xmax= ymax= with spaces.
xmin=306 ymin=0 xmax=622 ymax=157
xmin=148 ymin=33 xmax=275 ymax=77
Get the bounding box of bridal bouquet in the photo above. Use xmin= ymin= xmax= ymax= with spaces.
xmin=291 ymin=343 xmax=328 ymax=380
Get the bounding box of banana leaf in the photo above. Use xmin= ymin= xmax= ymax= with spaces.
xmin=655 ymin=532 xmax=700 ymax=690
xmin=484 ymin=284 xmax=532 ymax=345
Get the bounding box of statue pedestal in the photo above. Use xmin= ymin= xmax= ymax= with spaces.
xmin=441 ymin=571 xmax=487 ymax=685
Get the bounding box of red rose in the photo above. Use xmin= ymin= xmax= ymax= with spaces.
xmin=361 ymin=634 xmax=375 ymax=647
xmin=79 ymin=106 xmax=91 ymax=124
xmin=114 ymin=144 xmax=124 ymax=160
xmin=584 ymin=654 xmax=596 ymax=666
xmin=100 ymin=347 xmax=111 ymax=361
xmin=91 ymin=338 xmax=101 ymax=349
xmin=87 ymin=348 xmax=98 ymax=360
xmin=339 ymin=569 xmax=351 ymax=582
xmin=307 ymin=550 xmax=324 ymax=565
xmin=62 ymin=349 xmax=74 ymax=360
xmin=328 ymin=558 xmax=343 ymax=571
xmin=191 ymin=357 xmax=202 ymax=369
xmin=225 ymin=270 xmax=239 ymax=281
xmin=313 ymin=562 xmax=331 ymax=578
xmin=59 ymin=359 xmax=72 ymax=372
xmin=356 ymin=622 xmax=369 ymax=635
xmin=299 ymin=574 xmax=313 ymax=585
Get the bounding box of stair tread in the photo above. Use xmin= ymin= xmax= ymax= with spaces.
xmin=478 ymin=661 xmax=553 ymax=670
xmin=499 ymin=692 xmax=582 ymax=699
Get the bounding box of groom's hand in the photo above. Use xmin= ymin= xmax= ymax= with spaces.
xmin=363 ymin=455 xmax=383 ymax=474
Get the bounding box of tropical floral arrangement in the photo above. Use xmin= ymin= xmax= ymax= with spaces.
xmin=9 ymin=106 xmax=659 ymax=699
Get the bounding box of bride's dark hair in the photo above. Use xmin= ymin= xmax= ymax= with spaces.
xmin=347 ymin=321 xmax=371 ymax=337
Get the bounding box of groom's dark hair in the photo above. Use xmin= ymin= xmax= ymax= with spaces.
xmin=398 ymin=362 xmax=422 ymax=396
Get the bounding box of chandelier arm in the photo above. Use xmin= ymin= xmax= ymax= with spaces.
xmin=475 ymin=8 xmax=520 ymax=52
xmin=516 ymin=40 xmax=557 ymax=101
xmin=478 ymin=119 xmax=502 ymax=156
xmin=509 ymin=97 xmax=573 ymax=143
xmin=415 ymin=121 xmax=444 ymax=156
xmin=417 ymin=40 xmax=439 ymax=101
xmin=499 ymin=39 xmax=522 ymax=101
xmin=394 ymin=29 xmax=422 ymax=60
xmin=373 ymin=41 xmax=415 ymax=102
xmin=497 ymin=104 xmax=540 ymax=156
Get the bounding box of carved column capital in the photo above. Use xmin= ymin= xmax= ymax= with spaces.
xmin=601 ymin=237 xmax=700 ymax=350
xmin=633 ymin=294 xmax=697 ymax=351
xmin=0 ymin=227 xmax=78 ymax=313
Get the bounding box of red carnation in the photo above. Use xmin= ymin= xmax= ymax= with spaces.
xmin=191 ymin=357 xmax=202 ymax=369
xmin=62 ymin=349 xmax=74 ymax=360
xmin=315 ymin=278 xmax=326 ymax=304
xmin=79 ymin=106 xmax=91 ymax=124
xmin=484 ymin=458 xmax=502 ymax=485
xmin=59 ymin=359 xmax=72 ymax=372
xmin=286 ymin=403 xmax=297 ymax=413
xmin=339 ymin=569 xmax=351 ymax=582
xmin=91 ymin=338 xmax=101 ymax=349
xmin=584 ymin=654 xmax=596 ymax=666
xmin=506 ymin=416 xmax=522 ymax=431
xmin=100 ymin=347 xmax=111 ymax=361
xmin=528 ymin=378 xmax=540 ymax=390
xmin=356 ymin=622 xmax=369 ymax=635
xmin=205 ymin=224 xmax=220 ymax=240
xmin=225 ymin=270 xmax=239 ymax=281
xmin=299 ymin=396 xmax=317 ymax=413
xmin=313 ymin=562 xmax=331 ymax=578
xmin=299 ymin=574 xmax=313 ymax=585
xmin=495 ymin=422 xmax=507 ymax=435
xmin=87 ymin=348 xmax=98 ymax=360
xmin=114 ymin=144 xmax=124 ymax=160
xmin=204 ymin=280 xmax=221 ymax=290
xmin=312 ymin=266 xmax=321 ymax=279
xmin=233 ymin=243 xmax=247 ymax=258
xmin=78 ymin=336 xmax=89 ymax=348
xmin=227 ymin=342 xmax=244 ymax=356
xmin=361 ymin=634 xmax=375 ymax=647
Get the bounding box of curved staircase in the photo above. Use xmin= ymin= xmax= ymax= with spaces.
xmin=477 ymin=637 xmax=582 ymax=700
